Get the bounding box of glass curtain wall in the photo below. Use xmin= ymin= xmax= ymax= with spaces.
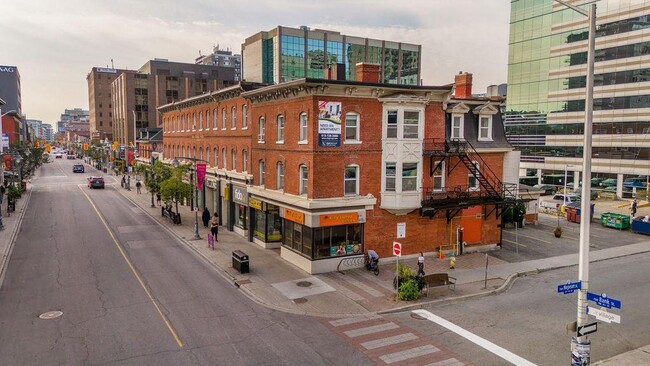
xmin=281 ymin=35 xmax=305 ymax=82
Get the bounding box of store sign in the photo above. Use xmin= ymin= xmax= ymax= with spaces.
xmin=317 ymin=101 xmax=342 ymax=147
xmin=249 ymin=197 xmax=263 ymax=211
xmin=320 ymin=212 xmax=358 ymax=226
xmin=205 ymin=178 xmax=217 ymax=189
xmin=233 ymin=186 xmax=248 ymax=205
xmin=96 ymin=67 xmax=117 ymax=74
xmin=284 ymin=208 xmax=305 ymax=224
xmin=0 ymin=66 xmax=16 ymax=73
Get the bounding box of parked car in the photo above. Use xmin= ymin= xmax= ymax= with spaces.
xmin=591 ymin=177 xmax=605 ymax=186
xmin=603 ymin=186 xmax=634 ymax=198
xmin=532 ymin=184 xmax=557 ymax=196
xmin=72 ymin=164 xmax=84 ymax=173
xmin=88 ymin=176 xmax=105 ymax=189
xmin=54 ymin=153 xmax=63 ymax=159
xmin=624 ymin=177 xmax=647 ymax=188
xmin=600 ymin=178 xmax=618 ymax=187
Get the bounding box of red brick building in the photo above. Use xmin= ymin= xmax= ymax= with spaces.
xmin=159 ymin=68 xmax=514 ymax=273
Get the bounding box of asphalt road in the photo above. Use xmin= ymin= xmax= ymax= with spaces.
xmin=0 ymin=159 xmax=373 ymax=366
xmin=388 ymin=252 xmax=650 ymax=366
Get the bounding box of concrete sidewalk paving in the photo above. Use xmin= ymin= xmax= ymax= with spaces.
xmin=593 ymin=345 xmax=650 ymax=365
xmin=0 ymin=185 xmax=32 ymax=287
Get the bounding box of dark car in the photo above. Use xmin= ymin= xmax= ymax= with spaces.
xmin=72 ymin=164 xmax=84 ymax=173
xmin=533 ymin=184 xmax=557 ymax=196
xmin=88 ymin=176 xmax=105 ymax=189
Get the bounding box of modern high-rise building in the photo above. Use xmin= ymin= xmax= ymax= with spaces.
xmin=241 ymin=26 xmax=421 ymax=85
xmin=505 ymin=0 xmax=650 ymax=194
xmin=87 ymin=67 xmax=130 ymax=142
xmin=0 ymin=65 xmax=21 ymax=116
xmin=111 ymin=59 xmax=236 ymax=146
xmin=196 ymin=46 xmax=242 ymax=81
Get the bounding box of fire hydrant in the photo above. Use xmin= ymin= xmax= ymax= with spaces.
xmin=449 ymin=257 xmax=456 ymax=269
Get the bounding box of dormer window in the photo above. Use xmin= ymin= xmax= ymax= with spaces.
xmin=478 ymin=115 xmax=492 ymax=141
xmin=451 ymin=114 xmax=464 ymax=140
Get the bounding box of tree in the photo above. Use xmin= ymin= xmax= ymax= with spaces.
xmin=142 ymin=160 xmax=171 ymax=207
xmin=159 ymin=164 xmax=192 ymax=216
xmin=9 ymin=141 xmax=45 ymax=181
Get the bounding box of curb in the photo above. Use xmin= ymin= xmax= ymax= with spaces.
xmin=0 ymin=187 xmax=33 ymax=287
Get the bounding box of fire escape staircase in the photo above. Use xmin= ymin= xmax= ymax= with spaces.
xmin=421 ymin=138 xmax=518 ymax=222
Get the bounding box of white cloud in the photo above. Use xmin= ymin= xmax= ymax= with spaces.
xmin=0 ymin=0 xmax=509 ymax=123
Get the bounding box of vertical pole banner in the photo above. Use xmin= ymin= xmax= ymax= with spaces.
xmin=196 ymin=163 xmax=207 ymax=190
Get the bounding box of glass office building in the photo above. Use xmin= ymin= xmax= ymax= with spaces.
xmin=506 ymin=0 xmax=650 ymax=192
xmin=242 ymin=26 xmax=421 ymax=85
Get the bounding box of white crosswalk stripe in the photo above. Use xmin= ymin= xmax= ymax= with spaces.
xmin=379 ymin=344 xmax=440 ymax=364
xmin=343 ymin=322 xmax=399 ymax=337
xmin=360 ymin=332 xmax=418 ymax=350
xmin=425 ymin=358 xmax=464 ymax=366
xmin=329 ymin=315 xmax=382 ymax=327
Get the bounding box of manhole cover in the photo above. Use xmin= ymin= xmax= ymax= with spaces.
xmin=293 ymin=298 xmax=308 ymax=304
xmin=410 ymin=313 xmax=426 ymax=321
xmin=39 ymin=311 xmax=63 ymax=320
xmin=296 ymin=281 xmax=312 ymax=288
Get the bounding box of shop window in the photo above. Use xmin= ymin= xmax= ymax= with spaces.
xmin=259 ymin=160 xmax=265 ymax=186
xmin=313 ymin=224 xmax=363 ymax=259
xmin=277 ymin=115 xmax=284 ymax=142
xmin=344 ymin=165 xmax=359 ymax=195
xmin=299 ymin=164 xmax=308 ymax=195
xmin=277 ymin=162 xmax=284 ymax=190
xmin=386 ymin=110 xmax=398 ymax=138
xmin=253 ymin=205 xmax=282 ymax=242
xmin=234 ymin=203 xmax=247 ymax=229
xmin=299 ymin=113 xmax=308 ymax=142
xmin=345 ymin=112 xmax=359 ymax=142
xmin=242 ymin=105 xmax=248 ymax=128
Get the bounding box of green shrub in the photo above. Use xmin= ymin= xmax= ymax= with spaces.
xmin=398 ymin=279 xmax=420 ymax=301
xmin=395 ymin=262 xmax=414 ymax=278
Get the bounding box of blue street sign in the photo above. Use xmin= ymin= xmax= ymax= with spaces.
xmin=587 ymin=292 xmax=622 ymax=309
xmin=557 ymin=281 xmax=582 ymax=294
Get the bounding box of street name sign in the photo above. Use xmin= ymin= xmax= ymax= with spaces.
xmin=577 ymin=322 xmax=598 ymax=337
xmin=587 ymin=306 xmax=621 ymax=324
xmin=587 ymin=292 xmax=621 ymax=309
xmin=557 ymin=281 xmax=581 ymax=294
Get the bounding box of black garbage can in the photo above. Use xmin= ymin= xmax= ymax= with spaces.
xmin=232 ymin=250 xmax=249 ymax=274
xmin=7 ymin=197 xmax=15 ymax=212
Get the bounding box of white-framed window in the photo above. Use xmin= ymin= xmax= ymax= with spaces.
xmin=213 ymin=109 xmax=218 ymax=129
xmin=199 ymin=147 xmax=204 ymax=162
xmin=242 ymin=105 xmax=248 ymax=129
xmin=344 ymin=112 xmax=359 ymax=142
xmin=242 ymin=150 xmax=248 ymax=172
xmin=403 ymin=111 xmax=420 ymax=139
xmin=222 ymin=108 xmax=227 ymax=129
xmin=231 ymin=106 xmax=236 ymax=129
xmin=478 ymin=115 xmax=492 ymax=141
xmin=192 ymin=113 xmax=196 ymax=131
xmin=199 ymin=112 xmax=203 ymax=130
xmin=277 ymin=115 xmax=284 ymax=142
xmin=385 ymin=162 xmax=396 ymax=191
xmin=277 ymin=162 xmax=284 ymax=190
xmin=259 ymin=160 xmax=265 ymax=186
xmin=299 ymin=113 xmax=308 ymax=142
xmin=258 ymin=117 xmax=266 ymax=142
xmin=181 ymin=115 xmax=185 ymax=131
xmin=468 ymin=161 xmax=480 ymax=191
xmin=222 ymin=148 xmax=227 ymax=169
xmin=433 ymin=161 xmax=445 ymax=192
xmin=386 ymin=110 xmax=398 ymax=138
xmin=402 ymin=163 xmax=418 ymax=191
xmin=299 ymin=164 xmax=308 ymax=195
xmin=231 ymin=149 xmax=237 ymax=171
xmin=214 ymin=147 xmax=218 ymax=168
xmin=451 ymin=114 xmax=464 ymax=140
xmin=344 ymin=165 xmax=359 ymax=196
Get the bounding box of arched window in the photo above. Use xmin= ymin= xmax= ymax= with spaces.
xmin=221 ymin=108 xmax=227 ymax=129
xmin=299 ymin=164 xmax=308 ymax=195
xmin=242 ymin=150 xmax=248 ymax=172
xmin=222 ymin=148 xmax=227 ymax=169
xmin=214 ymin=147 xmax=218 ymax=168
xmin=192 ymin=113 xmax=197 ymax=130
xmin=199 ymin=147 xmax=204 ymax=162
xmin=259 ymin=160 xmax=265 ymax=186
xmin=231 ymin=106 xmax=237 ymax=129
xmin=299 ymin=112 xmax=308 ymax=142
xmin=199 ymin=112 xmax=203 ymax=130
xmin=213 ymin=109 xmax=218 ymax=129
xmin=277 ymin=162 xmax=284 ymax=191
xmin=242 ymin=105 xmax=248 ymax=128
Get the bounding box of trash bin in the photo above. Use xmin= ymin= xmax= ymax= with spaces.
xmin=600 ymin=212 xmax=630 ymax=230
xmin=576 ymin=203 xmax=595 ymax=223
xmin=232 ymin=250 xmax=249 ymax=274
xmin=566 ymin=205 xmax=579 ymax=223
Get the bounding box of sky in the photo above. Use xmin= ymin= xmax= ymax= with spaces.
xmin=0 ymin=0 xmax=511 ymax=125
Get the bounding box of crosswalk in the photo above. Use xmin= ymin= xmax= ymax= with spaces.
xmin=324 ymin=315 xmax=470 ymax=365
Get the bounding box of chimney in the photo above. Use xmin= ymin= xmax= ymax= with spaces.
xmin=356 ymin=62 xmax=380 ymax=83
xmin=454 ymin=71 xmax=473 ymax=99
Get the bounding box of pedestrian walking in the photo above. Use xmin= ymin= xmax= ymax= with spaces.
xmin=126 ymin=176 xmax=131 ymax=191
xmin=210 ymin=212 xmax=219 ymax=242
xmin=156 ymin=193 xmax=161 ymax=206
xmin=631 ymin=198 xmax=638 ymax=218
xmin=121 ymin=175 xmax=126 ymax=188
xmin=416 ymin=252 xmax=425 ymax=276
xmin=135 ymin=180 xmax=142 ymax=194
xmin=202 ymin=207 xmax=210 ymax=228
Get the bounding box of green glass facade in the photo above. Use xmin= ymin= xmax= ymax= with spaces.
xmin=506 ymin=0 xmax=650 ymax=171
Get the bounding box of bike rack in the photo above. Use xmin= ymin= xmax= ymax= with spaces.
xmin=336 ymin=255 xmax=365 ymax=274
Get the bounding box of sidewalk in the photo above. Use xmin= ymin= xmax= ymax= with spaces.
xmin=0 ymin=185 xmax=32 ymax=286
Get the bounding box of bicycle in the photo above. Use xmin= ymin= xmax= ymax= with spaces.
xmin=365 ymin=256 xmax=379 ymax=276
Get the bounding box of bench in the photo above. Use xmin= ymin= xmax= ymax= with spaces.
xmin=422 ymin=273 xmax=456 ymax=297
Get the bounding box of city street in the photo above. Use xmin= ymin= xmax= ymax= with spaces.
xmin=0 ymin=159 xmax=372 ymax=366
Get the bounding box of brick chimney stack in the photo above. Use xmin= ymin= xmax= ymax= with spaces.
xmin=356 ymin=63 xmax=380 ymax=83
xmin=454 ymin=71 xmax=473 ymax=99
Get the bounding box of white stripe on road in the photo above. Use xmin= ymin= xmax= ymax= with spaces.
xmin=343 ymin=322 xmax=399 ymax=337
xmin=412 ymin=310 xmax=537 ymax=366
xmin=329 ymin=315 xmax=382 ymax=327
xmin=425 ymin=358 xmax=464 ymax=366
xmin=360 ymin=332 xmax=418 ymax=350
xmin=379 ymin=344 xmax=439 ymax=363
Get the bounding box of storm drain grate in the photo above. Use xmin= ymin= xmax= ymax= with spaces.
xmin=296 ymin=281 xmax=312 ymax=288
xmin=39 ymin=311 xmax=63 ymax=320
xmin=293 ymin=298 xmax=308 ymax=304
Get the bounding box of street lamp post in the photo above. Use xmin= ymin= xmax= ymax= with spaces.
xmin=555 ymin=1 xmax=596 ymax=363
xmin=173 ymin=156 xmax=208 ymax=240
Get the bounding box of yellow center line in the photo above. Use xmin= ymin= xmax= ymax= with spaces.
xmin=79 ymin=186 xmax=184 ymax=348
xmin=501 ymin=238 xmax=528 ymax=247
xmin=502 ymin=231 xmax=552 ymax=244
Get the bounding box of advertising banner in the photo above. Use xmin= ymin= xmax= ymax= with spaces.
xmin=318 ymin=101 xmax=342 ymax=147
xmin=1 ymin=134 xmax=9 ymax=150
xmin=196 ymin=163 xmax=207 ymax=190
